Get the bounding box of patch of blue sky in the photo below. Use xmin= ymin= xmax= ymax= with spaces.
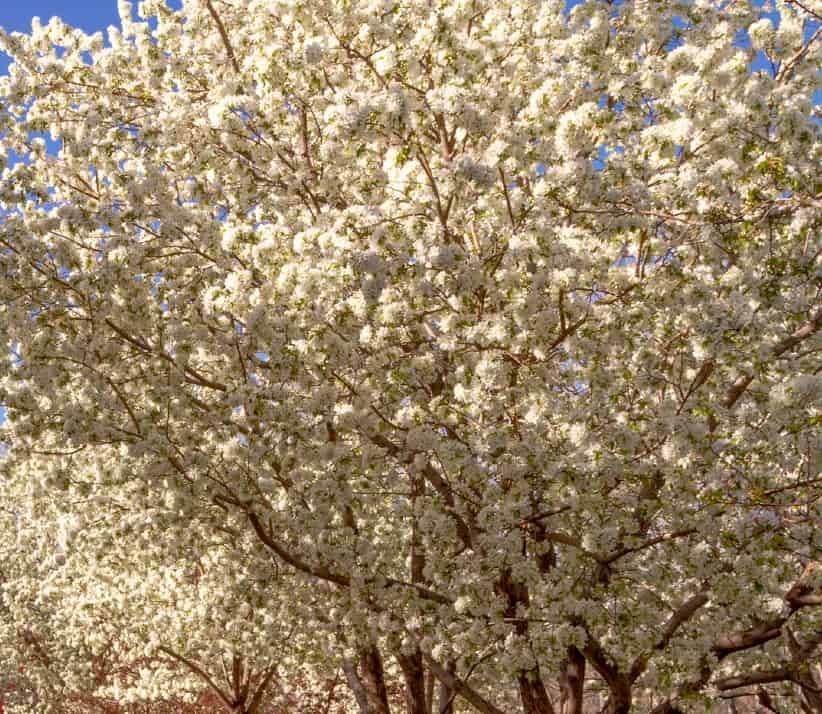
xmin=2 ymin=147 xmax=30 ymax=167
xmin=0 ymin=1 xmax=121 ymax=75
xmin=592 ymin=144 xmax=610 ymax=171
xmin=598 ymin=93 xmax=626 ymax=113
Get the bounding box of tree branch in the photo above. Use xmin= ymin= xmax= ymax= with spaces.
xmin=203 ymin=0 xmax=240 ymax=74
xmin=247 ymin=660 xmax=279 ymax=714
xmin=629 ymin=590 xmax=709 ymax=683
xmin=714 ymin=666 xmax=793 ymax=691
xmin=721 ymin=307 xmax=822 ymax=410
xmin=422 ymin=652 xmax=508 ymax=714
xmin=247 ymin=511 xmax=452 ymax=604
xmin=158 ymin=645 xmax=234 ymax=710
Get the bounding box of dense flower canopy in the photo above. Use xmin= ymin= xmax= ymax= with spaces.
xmin=0 ymin=0 xmax=820 ymax=712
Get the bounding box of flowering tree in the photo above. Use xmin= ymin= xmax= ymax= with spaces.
xmin=0 ymin=0 xmax=820 ymax=712
xmin=0 ymin=452 xmax=349 ymax=714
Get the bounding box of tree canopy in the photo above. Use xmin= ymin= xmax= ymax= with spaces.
xmin=0 ymin=0 xmax=820 ymax=712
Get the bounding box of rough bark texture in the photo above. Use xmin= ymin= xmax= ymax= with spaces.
xmin=360 ymin=644 xmax=392 ymax=714
xmin=342 ymin=657 xmax=371 ymax=714
xmin=797 ymin=667 xmax=822 ymax=714
xmin=559 ymin=647 xmax=586 ymax=714
xmin=518 ymin=669 xmax=555 ymax=714
xmin=437 ymin=660 xmax=456 ymax=714
xmin=423 ymin=653 xmax=505 ymax=714
xmin=425 ymin=668 xmax=435 ymax=714
xmin=396 ymin=649 xmax=429 ymax=714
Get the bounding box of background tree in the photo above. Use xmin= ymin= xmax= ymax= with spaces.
xmin=0 ymin=0 xmax=820 ymax=712
xmin=0 ymin=451 xmax=349 ymax=713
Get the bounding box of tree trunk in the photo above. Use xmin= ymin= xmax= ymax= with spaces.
xmin=437 ymin=659 xmax=456 ymax=714
xmin=518 ymin=668 xmax=555 ymax=714
xmin=559 ymin=646 xmax=586 ymax=714
xmin=425 ymin=667 xmax=435 ymax=714
xmin=360 ymin=643 xmax=392 ymax=714
xmin=798 ymin=667 xmax=822 ymax=714
xmin=342 ymin=657 xmax=371 ymax=714
xmin=602 ymin=684 xmax=632 ymax=714
xmin=397 ymin=648 xmax=429 ymax=714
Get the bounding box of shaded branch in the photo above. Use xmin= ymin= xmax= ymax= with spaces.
xmin=158 ymin=645 xmax=233 ymax=710
xmin=422 ymin=652 xmax=508 ymax=714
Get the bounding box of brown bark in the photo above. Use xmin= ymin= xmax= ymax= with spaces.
xmin=559 ymin=647 xmax=586 ymax=714
xmin=581 ymin=632 xmax=631 ymax=714
xmin=720 ymin=306 xmax=822 ymax=411
xmin=494 ymin=566 xmax=554 ymax=714
xmin=425 ymin=667 xmax=435 ymax=714
xmin=360 ymin=643 xmax=392 ymax=714
xmin=342 ymin=657 xmax=370 ymax=714
xmin=157 ymin=645 xmax=237 ymax=712
xmin=796 ymin=664 xmax=822 ymax=714
xmin=437 ymin=660 xmax=456 ymax=714
xmin=628 ymin=591 xmax=709 ymax=683
xmin=396 ymin=648 xmax=428 ymax=714
xmin=247 ymin=662 xmax=278 ymax=714
xmin=342 ymin=646 xmax=391 ymax=714
xmin=423 ymin=653 xmax=506 ymax=714
xmin=247 ymin=510 xmax=451 ymax=604
xmin=784 ymin=628 xmax=822 ymax=714
xmin=518 ymin=669 xmax=555 ymax=714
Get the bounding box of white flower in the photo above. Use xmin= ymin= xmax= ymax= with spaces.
xmin=748 ymin=18 xmax=775 ymax=49
xmin=454 ymin=595 xmax=472 ymax=614
xmin=556 ymin=102 xmax=598 ymax=155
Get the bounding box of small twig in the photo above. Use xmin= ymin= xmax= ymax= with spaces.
xmin=786 ymin=0 xmax=822 ymax=22
xmin=499 ymin=167 xmax=517 ymax=232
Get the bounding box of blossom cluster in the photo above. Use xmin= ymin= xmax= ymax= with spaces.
xmin=0 ymin=0 xmax=820 ymax=712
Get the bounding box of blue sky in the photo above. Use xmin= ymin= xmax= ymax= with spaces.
xmin=0 ymin=0 xmax=119 ymax=34
xmin=0 ymin=1 xmax=121 ymax=74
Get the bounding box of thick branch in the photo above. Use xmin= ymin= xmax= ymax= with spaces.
xmin=714 ymin=666 xmax=793 ymax=691
xmin=629 ymin=591 xmax=710 ymax=683
xmin=422 ymin=653 xmax=508 ymax=714
xmin=158 ymin=645 xmax=233 ymax=710
xmin=342 ymin=658 xmax=371 ymax=714
xmin=368 ymin=431 xmax=475 ymax=551
xmin=105 ymin=317 xmax=228 ymax=392
xmin=247 ymin=511 xmax=350 ymax=587
xmin=247 ymin=661 xmax=278 ymax=714
xmin=722 ymin=307 xmax=822 ymax=410
xmin=247 ymin=511 xmax=452 ymax=604
xmin=713 ymin=618 xmax=788 ymax=660
xmin=580 ymin=628 xmax=632 ymax=711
